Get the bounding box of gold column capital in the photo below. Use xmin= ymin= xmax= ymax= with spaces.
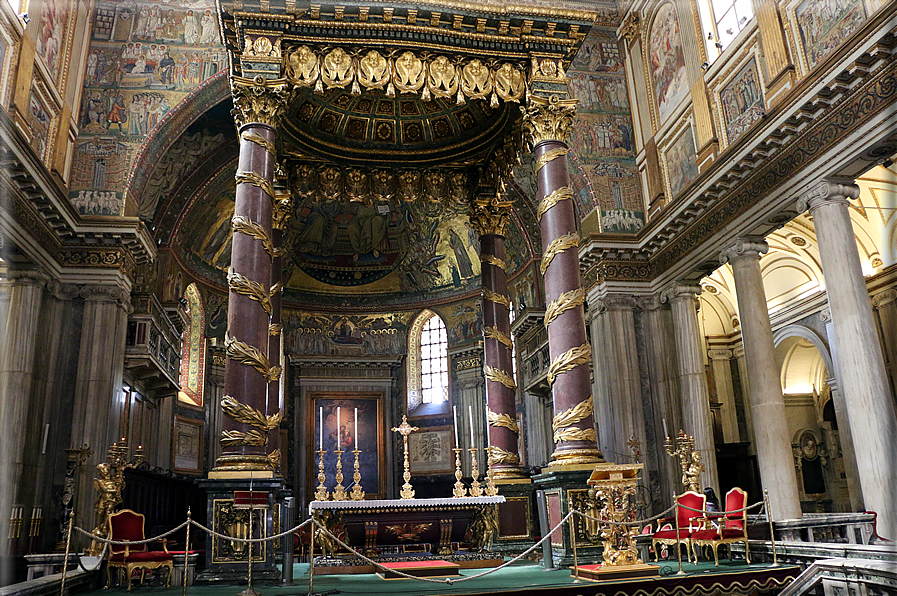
xmin=231 ymin=75 xmax=293 ymax=129
xmin=469 ymin=194 xmax=514 ymax=237
xmin=272 ymin=191 xmax=292 ymax=231
xmin=522 ymin=94 xmax=578 ymax=147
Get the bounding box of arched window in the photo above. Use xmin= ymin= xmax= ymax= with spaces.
xmin=177 ymin=283 xmax=205 ymax=407
xmin=407 ymin=310 xmax=450 ymax=416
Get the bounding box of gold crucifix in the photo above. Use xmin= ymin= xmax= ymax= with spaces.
xmin=392 ymin=415 xmax=419 ymax=500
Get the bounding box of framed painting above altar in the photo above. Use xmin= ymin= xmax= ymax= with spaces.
xmin=308 ymin=392 xmax=386 ymax=500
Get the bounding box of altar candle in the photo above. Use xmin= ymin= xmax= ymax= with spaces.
xmin=354 ymin=408 xmax=359 ymax=445
xmin=485 ymin=405 xmax=490 ymax=445
xmin=453 ymin=406 xmax=459 ymax=448
xmin=468 ymin=405 xmax=474 ymax=446
xmin=662 ymin=418 xmax=669 ymax=438
xmin=337 ymin=407 xmax=341 ymax=448
xmin=319 ymin=407 xmax=323 ymax=450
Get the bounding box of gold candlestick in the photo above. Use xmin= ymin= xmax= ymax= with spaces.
xmin=392 ymin=415 xmax=419 ymax=500
xmin=332 ymin=450 xmax=347 ymax=500
xmin=664 ymin=430 xmax=702 ymax=493
xmin=468 ymin=448 xmax=483 ymax=497
xmin=484 ymin=447 xmax=499 ymax=497
xmin=314 ymin=450 xmax=329 ymax=501
xmin=452 ymin=448 xmax=467 ymax=498
xmin=350 ymin=449 xmax=365 ymax=500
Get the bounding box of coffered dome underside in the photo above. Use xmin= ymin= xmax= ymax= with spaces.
xmin=282 ymin=88 xmax=515 ymax=167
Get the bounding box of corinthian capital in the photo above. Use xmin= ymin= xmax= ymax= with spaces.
xmin=660 ymin=282 xmax=702 ymax=304
xmin=469 ymin=194 xmax=514 ymax=236
xmin=231 ymin=76 xmax=293 ymax=129
xmin=796 ymin=178 xmax=860 ymax=214
xmin=521 ymin=94 xmax=578 ymax=147
xmin=719 ymin=236 xmax=769 ymax=264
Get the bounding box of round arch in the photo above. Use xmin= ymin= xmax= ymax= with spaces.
xmin=772 ymin=324 xmax=835 ymax=380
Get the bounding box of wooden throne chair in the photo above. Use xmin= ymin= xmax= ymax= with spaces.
xmin=106 ymin=509 xmax=173 ymax=591
xmin=690 ymin=487 xmax=751 ymax=566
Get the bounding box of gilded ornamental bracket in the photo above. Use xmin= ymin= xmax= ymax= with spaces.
xmin=231 ymin=75 xmax=293 ymax=129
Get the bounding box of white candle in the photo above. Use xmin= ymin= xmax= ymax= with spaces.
xmin=485 ymin=405 xmax=490 ymax=445
xmin=453 ymin=406 xmax=459 ymax=448
xmin=468 ymin=405 xmax=474 ymax=446
xmin=337 ymin=407 xmax=341 ymax=448
xmin=662 ymin=418 xmax=669 ymax=438
xmin=354 ymin=408 xmax=359 ymax=446
xmin=319 ymin=407 xmax=323 ymax=450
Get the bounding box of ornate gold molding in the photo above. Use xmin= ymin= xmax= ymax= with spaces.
xmin=536 ymin=147 xmax=568 ymax=172
xmin=554 ymin=426 xmax=597 ymax=444
xmin=487 ymin=446 xmax=521 ymax=466
xmin=619 ymin=11 xmax=640 ymax=43
xmin=231 ymin=215 xmax=282 ymax=259
xmin=547 ymin=343 xmax=591 ymax=386
xmin=225 ymin=333 xmax=282 ymax=382
xmin=483 ymin=326 xmax=513 ymax=349
xmin=221 ymin=395 xmax=282 ymax=431
xmin=552 ymin=397 xmax=593 ymax=430
xmin=536 ymin=186 xmax=574 ymax=221
xmin=487 ymin=409 xmax=519 ymax=434
xmin=483 ymin=364 xmax=517 ymax=390
xmin=227 ymin=268 xmax=274 ymax=315
xmin=272 ymin=195 xmax=292 ymax=230
xmin=235 ymin=170 xmax=275 ymax=200
xmin=544 ymin=287 xmax=585 ymax=327
xmin=480 ymin=254 xmax=506 ymax=271
xmin=240 ymin=130 xmax=276 ymax=157
xmin=220 ymin=429 xmax=268 ymax=447
xmin=522 ymin=94 xmax=578 ymax=147
xmin=482 ymin=288 xmax=511 ymax=309
xmin=231 ymin=75 xmax=292 ymax=129
xmin=469 ymin=195 xmax=514 ymax=237
xmin=269 ymin=323 xmax=283 ymax=336
xmin=540 ymin=231 xmax=579 ymax=275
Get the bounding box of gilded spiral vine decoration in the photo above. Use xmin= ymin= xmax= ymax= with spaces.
xmin=484 ymin=365 xmax=517 ymax=390
xmin=536 ymin=186 xmax=574 ymax=221
xmin=541 ymin=232 xmax=580 ymax=275
xmin=487 ymin=409 xmax=519 ymax=434
xmin=544 ymin=287 xmax=586 ymax=327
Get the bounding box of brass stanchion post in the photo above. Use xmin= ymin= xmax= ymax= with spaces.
xmin=182 ymin=508 xmax=191 ymax=596
xmin=59 ymin=509 xmax=74 ymax=596
xmin=569 ymin=511 xmax=579 ymax=583
xmin=674 ymin=492 xmax=684 ymax=575
xmin=308 ymin=521 xmax=316 ymax=595
xmin=765 ymin=489 xmax=778 ymax=567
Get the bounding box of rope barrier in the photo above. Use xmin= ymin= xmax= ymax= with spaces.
xmin=188 ymin=517 xmax=314 ymax=542
xmin=72 ymin=520 xmax=190 ymax=545
xmin=572 ymin=502 xmax=678 ymax=527
xmin=675 ymin=501 xmax=764 ymax=515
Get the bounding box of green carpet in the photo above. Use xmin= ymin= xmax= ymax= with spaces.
xmin=91 ymin=559 xmax=787 ymax=596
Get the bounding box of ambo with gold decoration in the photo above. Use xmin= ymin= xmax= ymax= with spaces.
xmin=585 ymin=463 xmax=644 ymax=567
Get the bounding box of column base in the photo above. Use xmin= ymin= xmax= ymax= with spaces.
xmin=491 ymin=479 xmax=537 ymax=555
xmin=549 ymin=448 xmax=604 ymax=471
xmin=492 ymin=467 xmax=529 ymax=481
xmin=211 ymin=455 xmax=276 ymax=479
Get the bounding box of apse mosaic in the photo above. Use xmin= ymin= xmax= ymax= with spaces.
xmin=564 ymin=26 xmax=644 ymax=234
xmin=68 ymin=0 xmax=228 ymax=216
xmin=283 ymin=311 xmax=410 ymax=356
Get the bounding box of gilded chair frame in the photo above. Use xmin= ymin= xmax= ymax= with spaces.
xmin=105 ymin=509 xmax=173 ymax=591
xmin=651 ymin=491 xmax=706 ymax=565
xmin=690 ymin=487 xmax=751 ymax=566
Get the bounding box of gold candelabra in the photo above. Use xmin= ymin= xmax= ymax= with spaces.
xmin=484 ymin=447 xmax=498 ymax=497
xmin=89 ymin=439 xmax=144 ymax=555
xmin=314 ymin=450 xmax=330 ymax=501
xmin=452 ymin=448 xmax=466 ymax=498
xmin=392 ymin=415 xmax=419 ymax=500
xmin=468 ymin=448 xmax=483 ymax=497
xmin=664 ymin=430 xmax=703 ymax=493
xmin=350 ymin=449 xmax=365 ymax=500
xmin=332 ymin=450 xmax=347 ymax=501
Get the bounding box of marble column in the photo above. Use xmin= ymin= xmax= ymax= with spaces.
xmin=708 ymin=349 xmax=740 ymax=443
xmin=720 ymin=238 xmax=801 ymax=520
xmin=474 ymin=219 xmax=524 ymax=479
xmin=638 ymin=295 xmax=682 ymax=506
xmin=798 ymin=179 xmax=897 ymax=537
xmin=522 ymin=94 xmax=602 ymax=467
xmin=871 ymin=289 xmax=897 ymax=400
xmin=0 ymin=269 xmax=48 ymax=555
xmin=733 ymin=345 xmax=756 ymax=451
xmin=590 ymin=296 xmax=644 ymax=465
xmin=215 ymin=77 xmax=291 ymax=476
xmin=70 ymin=285 xmax=131 ymax=540
xmin=661 ymin=283 xmax=719 ymax=492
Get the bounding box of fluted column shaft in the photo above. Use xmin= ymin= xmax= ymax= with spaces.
xmin=799 ymin=180 xmax=897 ymax=537
xmin=523 ymin=94 xmax=601 ymax=467
xmin=721 ymin=238 xmax=801 ymax=520
xmin=0 ymin=270 xmax=47 ymax=556
xmin=708 ymin=349 xmax=740 ymax=443
xmin=479 ymin=234 xmax=524 ymax=478
xmin=662 ymin=283 xmax=719 ymax=492
xmin=871 ymin=289 xmax=897 ymax=399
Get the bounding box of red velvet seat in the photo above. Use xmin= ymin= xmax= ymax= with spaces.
xmin=690 ymin=487 xmax=751 ymax=566
xmin=105 ymin=509 xmax=173 ymax=591
xmin=651 ymin=491 xmax=706 ymax=564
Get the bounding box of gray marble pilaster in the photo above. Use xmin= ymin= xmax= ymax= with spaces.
xmin=707 ymin=348 xmax=740 ymax=443
xmin=732 ymin=345 xmax=756 ymax=452
xmin=589 ymin=295 xmax=644 ymax=467
xmin=871 ymin=289 xmax=897 ymax=400
xmin=721 ymin=237 xmax=801 ymax=520
xmin=455 ymin=366 xmax=486 ymax=476
xmin=661 ymin=283 xmax=719 ymax=493
xmin=70 ymin=285 xmax=131 ymax=544
xmin=523 ymin=391 xmax=553 ymax=469
xmin=799 ymin=178 xmax=897 ymax=537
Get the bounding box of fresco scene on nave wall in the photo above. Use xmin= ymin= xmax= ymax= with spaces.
xmin=720 ymin=57 xmax=766 ymax=144
xmin=68 ymin=0 xmax=227 ymax=216
xmin=795 ymin=0 xmax=867 ymax=69
xmin=665 ymin=124 xmax=699 ymax=198
xmin=35 ymin=0 xmax=76 ymax=84
xmin=648 ymin=2 xmax=688 ymax=125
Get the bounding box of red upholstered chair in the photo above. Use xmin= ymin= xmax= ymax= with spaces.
xmin=651 ymin=491 xmax=706 ymax=564
xmin=106 ymin=509 xmax=173 ymax=591
xmin=691 ymin=487 xmax=751 ymax=566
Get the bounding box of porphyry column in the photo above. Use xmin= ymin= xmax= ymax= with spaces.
xmin=797 ymin=179 xmax=897 ymax=538
xmin=720 ymin=237 xmax=801 ymax=520
xmin=213 ymin=76 xmax=291 ymax=477
xmin=522 ymin=94 xmax=602 ymax=467
xmin=266 ymin=187 xmax=291 ymax=476
xmin=470 ymin=195 xmax=525 ymax=479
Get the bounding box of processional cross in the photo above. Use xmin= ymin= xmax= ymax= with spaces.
xmin=392 ymin=415 xmax=419 ymax=499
